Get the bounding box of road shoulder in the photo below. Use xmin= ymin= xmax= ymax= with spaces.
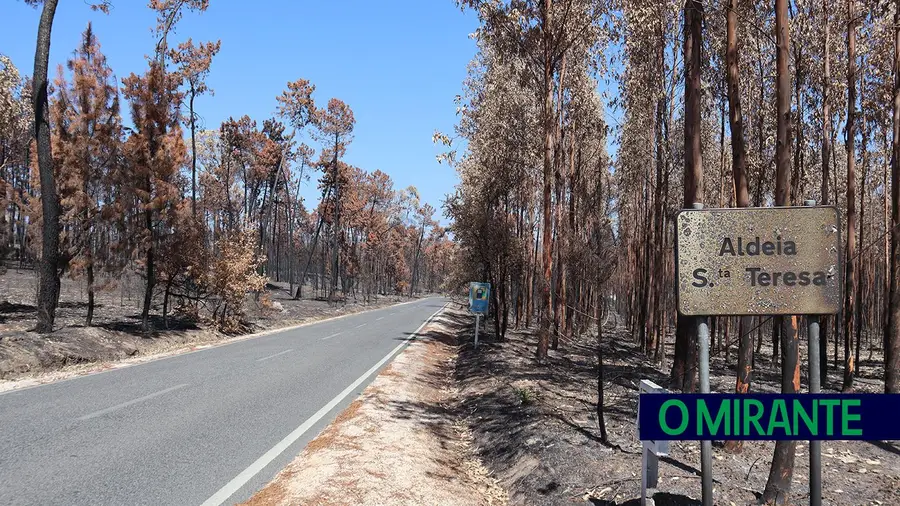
xmin=242 ymin=304 xmax=506 ymax=506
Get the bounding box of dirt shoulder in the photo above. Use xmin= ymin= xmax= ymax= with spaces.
xmin=0 ymin=269 xmax=409 ymax=387
xmin=243 ymin=304 xmax=506 ymax=506
xmin=451 ymin=312 xmax=900 ymax=506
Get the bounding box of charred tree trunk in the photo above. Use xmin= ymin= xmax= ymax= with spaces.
xmin=672 ymin=0 xmax=703 ymax=393
xmin=858 ymin=99 xmax=870 ymax=375
xmin=141 ymin=178 xmax=155 ymax=333
xmin=33 ymin=0 xmax=61 ymax=334
xmin=86 ymin=252 xmax=95 ymax=326
xmin=844 ymin=1 xmax=858 ymax=392
xmin=887 ymin=0 xmax=900 ymax=394
xmin=190 ymin=89 xmax=198 ymax=217
xmin=331 ymin=134 xmax=340 ymax=303
xmin=537 ymin=0 xmax=554 ymax=361
xmin=596 ymin=293 xmax=608 ymax=443
xmin=724 ymin=0 xmax=753 ymax=454
xmin=552 ymin=57 xmax=567 ymax=351
xmin=821 ymin=0 xmax=833 ymax=387
xmin=763 ymin=0 xmax=799 ymax=501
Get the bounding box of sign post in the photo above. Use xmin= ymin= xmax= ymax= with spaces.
xmin=803 ymin=199 xmax=823 ymax=506
xmin=636 ymin=380 xmax=669 ymax=506
xmin=673 ymin=203 xmax=841 ymax=506
xmin=468 ymin=282 xmax=490 ymax=348
xmin=475 ymin=313 xmax=481 ymax=348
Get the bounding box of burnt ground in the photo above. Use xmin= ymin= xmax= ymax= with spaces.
xmin=447 ymin=299 xmax=900 ymax=506
xmin=0 ymin=268 xmax=407 ymax=381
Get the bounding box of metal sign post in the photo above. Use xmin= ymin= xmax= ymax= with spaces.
xmin=691 ymin=203 xmax=713 ymax=506
xmin=808 ymin=314 xmax=822 ymax=506
xmin=672 ymin=201 xmax=841 ymax=506
xmin=804 ymin=199 xmax=823 ymax=506
xmin=468 ymin=282 xmax=490 ymax=348
xmin=474 ymin=313 xmax=481 ymax=348
xmin=637 ymin=380 xmax=669 ymax=506
xmin=697 ymin=317 xmax=713 ymax=506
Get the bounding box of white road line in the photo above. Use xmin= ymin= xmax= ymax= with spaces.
xmin=77 ymin=384 xmax=188 ymax=421
xmin=355 ymin=323 xmax=366 ymax=329
xmin=321 ymin=332 xmax=343 ymax=341
xmin=256 ymin=349 xmax=294 ymax=362
xmin=199 ymin=302 xmax=448 ymax=506
xmin=376 ymin=317 xmax=384 ymax=321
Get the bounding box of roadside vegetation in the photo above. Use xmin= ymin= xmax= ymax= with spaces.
xmin=1 ymin=1 xmax=451 ymax=378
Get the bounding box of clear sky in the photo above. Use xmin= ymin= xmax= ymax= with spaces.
xmin=1 ymin=1 xmax=479 ymax=224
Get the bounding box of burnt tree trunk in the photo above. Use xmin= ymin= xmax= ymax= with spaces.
xmin=537 ymin=0 xmax=555 ymax=361
xmin=844 ymin=1 xmax=858 ymax=392
xmin=596 ymin=293 xmax=608 ymax=442
xmin=33 ymin=0 xmax=62 ymax=334
xmin=331 ymin=133 xmax=340 ymax=303
xmin=821 ymin=0 xmax=833 ymax=387
xmin=672 ymin=0 xmax=703 ymax=393
xmin=887 ymin=0 xmax=900 ymax=394
xmin=763 ymin=0 xmax=799 ymax=501
xmin=724 ymin=0 xmax=753 ymax=454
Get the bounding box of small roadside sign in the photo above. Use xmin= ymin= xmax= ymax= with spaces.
xmin=469 ymin=282 xmax=490 ymax=315
xmin=675 ymin=206 xmax=842 ymax=316
xmin=637 ymin=380 xmax=669 ymax=457
xmin=637 ymin=379 xmax=668 ymax=506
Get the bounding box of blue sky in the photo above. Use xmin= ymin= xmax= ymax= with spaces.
xmin=2 ymin=1 xmax=479 ymax=224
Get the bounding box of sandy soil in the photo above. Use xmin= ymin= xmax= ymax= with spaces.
xmin=243 ymin=305 xmax=506 ymax=506
xmin=0 ymin=268 xmax=407 ymax=386
xmin=451 ymin=304 xmax=900 ymax=506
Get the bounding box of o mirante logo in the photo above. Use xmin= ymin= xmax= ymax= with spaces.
xmin=640 ymin=394 xmax=888 ymax=441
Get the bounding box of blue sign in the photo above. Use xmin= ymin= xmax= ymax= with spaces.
xmin=637 ymin=393 xmax=900 ymax=441
xmin=469 ymin=282 xmax=490 ymax=315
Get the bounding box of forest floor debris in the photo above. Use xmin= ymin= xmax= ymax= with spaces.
xmin=0 ymin=269 xmax=407 ymax=385
xmin=243 ymin=304 xmax=505 ymax=506
xmin=451 ymin=303 xmax=900 ymax=506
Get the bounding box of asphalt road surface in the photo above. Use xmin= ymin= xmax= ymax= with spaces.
xmin=0 ymin=297 xmax=448 ymax=506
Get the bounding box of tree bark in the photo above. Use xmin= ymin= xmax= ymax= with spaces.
xmin=887 ymin=0 xmax=900 ymax=394
xmin=537 ymin=0 xmax=554 ymax=361
xmin=821 ymin=0 xmax=832 ymax=387
xmin=596 ymin=293 xmax=608 ymax=442
xmin=409 ymin=223 xmax=424 ymax=298
xmin=331 ymin=133 xmax=341 ymax=303
xmin=33 ymin=0 xmax=62 ymax=334
xmin=141 ymin=177 xmax=155 ymax=333
xmin=763 ymin=0 xmax=798 ymax=501
xmin=723 ymin=0 xmax=753 ymax=454
xmin=190 ymin=89 xmax=198 ymax=217
xmin=672 ymin=0 xmax=703 ymax=392
xmin=843 ymin=0 xmax=858 ymax=392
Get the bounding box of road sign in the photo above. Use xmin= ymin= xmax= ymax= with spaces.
xmin=637 ymin=380 xmax=669 ymax=456
xmin=675 ymin=206 xmax=841 ymax=316
xmin=469 ymin=282 xmax=490 ymax=315
xmin=637 ymin=379 xmax=669 ymax=506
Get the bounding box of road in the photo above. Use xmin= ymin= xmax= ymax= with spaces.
xmin=0 ymin=297 xmax=448 ymax=506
